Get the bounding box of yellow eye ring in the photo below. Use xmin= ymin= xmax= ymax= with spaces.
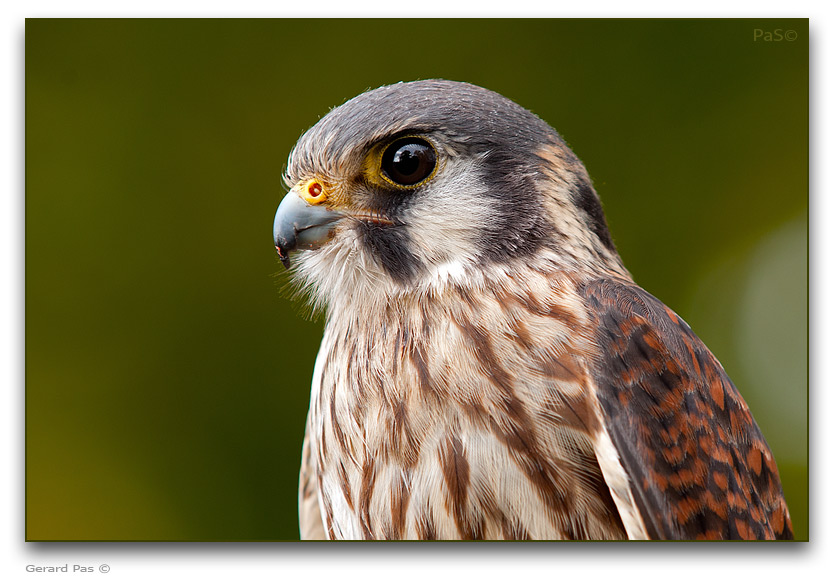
xmin=378 ymin=136 xmax=438 ymax=189
xmin=299 ymin=179 xmax=327 ymax=205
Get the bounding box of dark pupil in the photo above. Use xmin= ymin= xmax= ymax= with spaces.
xmin=393 ymin=146 xmax=421 ymax=176
xmin=382 ymin=138 xmax=435 ymax=186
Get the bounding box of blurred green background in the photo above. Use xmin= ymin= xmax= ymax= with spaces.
xmin=25 ymin=19 xmax=808 ymax=541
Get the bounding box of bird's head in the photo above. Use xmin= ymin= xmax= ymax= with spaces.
xmin=274 ymin=80 xmax=627 ymax=312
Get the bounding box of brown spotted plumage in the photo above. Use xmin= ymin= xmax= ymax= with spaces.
xmin=582 ymin=279 xmax=792 ymax=539
xmin=273 ymin=80 xmax=793 ymax=540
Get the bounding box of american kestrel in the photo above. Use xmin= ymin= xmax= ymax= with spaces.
xmin=273 ymin=80 xmax=793 ymax=540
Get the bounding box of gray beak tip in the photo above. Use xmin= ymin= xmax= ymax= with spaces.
xmin=275 ymin=244 xmax=292 ymax=269
xmin=273 ymin=192 xmax=343 ymax=269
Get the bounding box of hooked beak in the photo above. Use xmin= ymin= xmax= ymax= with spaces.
xmin=273 ymin=187 xmax=343 ymax=269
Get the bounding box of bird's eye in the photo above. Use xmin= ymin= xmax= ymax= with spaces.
xmin=380 ymin=138 xmax=437 ymax=187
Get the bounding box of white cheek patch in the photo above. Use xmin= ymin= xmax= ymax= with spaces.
xmin=405 ymin=157 xmax=494 ymax=268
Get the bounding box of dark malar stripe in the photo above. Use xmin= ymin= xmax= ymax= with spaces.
xmin=358 ymin=220 xmax=422 ymax=284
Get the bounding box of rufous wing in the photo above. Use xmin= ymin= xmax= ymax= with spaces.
xmin=581 ymin=278 xmax=793 ymax=540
